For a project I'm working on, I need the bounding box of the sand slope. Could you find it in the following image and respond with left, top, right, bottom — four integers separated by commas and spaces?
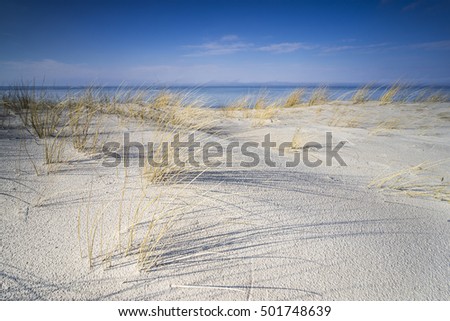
1, 102, 449, 300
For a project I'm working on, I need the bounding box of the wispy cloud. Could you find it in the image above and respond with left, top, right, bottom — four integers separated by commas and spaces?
320, 39, 450, 54
408, 40, 450, 50
184, 36, 253, 56
220, 34, 240, 42
321, 43, 389, 53
185, 35, 450, 57
402, 0, 422, 11
257, 42, 313, 53
185, 36, 314, 56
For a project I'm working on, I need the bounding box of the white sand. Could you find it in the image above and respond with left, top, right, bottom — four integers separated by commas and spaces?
1, 102, 449, 300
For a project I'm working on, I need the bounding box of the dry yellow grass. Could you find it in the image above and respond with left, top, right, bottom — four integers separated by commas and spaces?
2, 85, 72, 174
227, 96, 251, 110
254, 92, 267, 110
308, 87, 328, 106
426, 91, 449, 103
251, 107, 277, 127
67, 89, 104, 152
77, 167, 212, 270
222, 96, 251, 118
352, 85, 371, 104
250, 92, 279, 126
147, 90, 213, 132
284, 89, 304, 107
327, 107, 351, 127
29, 102, 64, 138
368, 118, 402, 135
254, 105, 277, 119
380, 84, 401, 104
43, 136, 66, 169
369, 159, 450, 201
345, 116, 362, 128
143, 133, 184, 184
2, 84, 35, 126
222, 92, 278, 125
139, 91, 215, 184
2, 85, 64, 138
411, 89, 448, 103
143, 129, 213, 184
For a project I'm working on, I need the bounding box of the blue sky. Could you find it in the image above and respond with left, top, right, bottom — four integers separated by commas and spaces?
1, 0, 449, 85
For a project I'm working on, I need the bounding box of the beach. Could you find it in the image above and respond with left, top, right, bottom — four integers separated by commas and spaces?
1, 91, 449, 300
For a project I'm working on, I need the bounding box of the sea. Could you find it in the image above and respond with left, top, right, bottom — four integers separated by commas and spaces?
1, 84, 449, 107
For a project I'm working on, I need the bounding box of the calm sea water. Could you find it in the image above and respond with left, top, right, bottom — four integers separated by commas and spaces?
1, 85, 449, 107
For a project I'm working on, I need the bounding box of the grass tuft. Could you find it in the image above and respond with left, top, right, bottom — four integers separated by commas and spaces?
67, 88, 103, 152
308, 87, 328, 106
2, 84, 64, 138
426, 91, 449, 103
352, 85, 371, 104
369, 159, 450, 201
380, 84, 401, 104
284, 89, 304, 107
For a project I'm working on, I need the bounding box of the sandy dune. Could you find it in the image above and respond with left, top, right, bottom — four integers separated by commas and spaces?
1, 101, 449, 300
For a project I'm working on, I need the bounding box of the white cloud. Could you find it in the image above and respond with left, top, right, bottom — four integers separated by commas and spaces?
220, 34, 240, 42
188, 42, 251, 56
319, 40, 450, 54
185, 36, 312, 56
257, 42, 313, 53
408, 40, 450, 50
321, 43, 389, 53
184, 39, 252, 56
3, 38, 449, 85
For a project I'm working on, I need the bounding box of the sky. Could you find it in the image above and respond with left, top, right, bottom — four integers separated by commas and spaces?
1, 0, 450, 85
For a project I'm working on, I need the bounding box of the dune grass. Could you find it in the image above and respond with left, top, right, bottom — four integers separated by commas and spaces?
5, 83, 448, 177
369, 118, 402, 135
143, 129, 213, 184
68, 110, 97, 151
380, 84, 401, 104
5, 84, 214, 183
2, 83, 35, 126
43, 136, 67, 169
143, 131, 186, 184
369, 159, 450, 201
221, 92, 278, 125
308, 87, 329, 106
4, 82, 450, 274
139, 91, 215, 184
2, 85, 71, 174
2, 84, 64, 138
221, 96, 252, 118
284, 89, 304, 107
67, 89, 104, 152
251, 93, 278, 127
352, 85, 371, 104
252, 109, 277, 127
223, 94, 278, 121
77, 167, 212, 271
322, 104, 369, 128
253, 92, 267, 110
426, 91, 449, 103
